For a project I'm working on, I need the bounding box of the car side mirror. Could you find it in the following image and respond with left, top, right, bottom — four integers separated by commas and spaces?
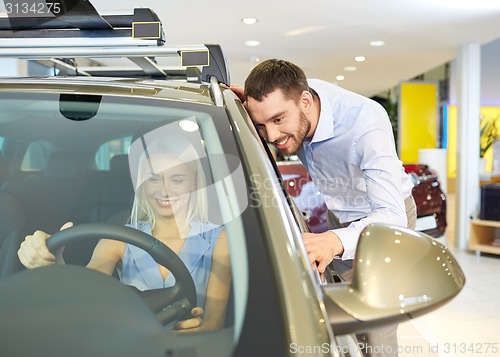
322, 223, 465, 336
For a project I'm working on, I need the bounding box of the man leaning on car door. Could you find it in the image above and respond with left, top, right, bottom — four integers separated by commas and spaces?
231, 58, 417, 357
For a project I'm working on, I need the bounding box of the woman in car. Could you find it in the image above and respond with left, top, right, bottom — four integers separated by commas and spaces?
17, 134, 231, 332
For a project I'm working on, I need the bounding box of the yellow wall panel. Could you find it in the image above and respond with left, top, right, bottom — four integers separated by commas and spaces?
399, 82, 438, 164
446, 105, 457, 178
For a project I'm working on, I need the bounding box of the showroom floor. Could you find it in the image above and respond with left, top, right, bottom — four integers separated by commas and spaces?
397, 193, 500, 357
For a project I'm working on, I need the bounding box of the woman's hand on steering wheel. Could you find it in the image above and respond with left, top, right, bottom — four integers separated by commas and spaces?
174, 307, 204, 331
18, 221, 73, 269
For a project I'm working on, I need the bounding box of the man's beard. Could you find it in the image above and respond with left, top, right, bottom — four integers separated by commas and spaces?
278, 111, 311, 156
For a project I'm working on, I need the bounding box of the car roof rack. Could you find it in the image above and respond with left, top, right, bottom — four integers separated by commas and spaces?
0, 1, 230, 85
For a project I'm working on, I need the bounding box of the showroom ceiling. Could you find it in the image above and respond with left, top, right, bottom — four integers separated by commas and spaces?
53, 1, 500, 97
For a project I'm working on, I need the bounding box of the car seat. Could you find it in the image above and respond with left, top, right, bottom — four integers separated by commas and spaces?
1, 151, 101, 266
90, 154, 134, 224
0, 192, 26, 277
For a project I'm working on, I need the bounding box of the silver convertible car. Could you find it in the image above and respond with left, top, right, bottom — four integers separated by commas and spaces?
0, 3, 464, 356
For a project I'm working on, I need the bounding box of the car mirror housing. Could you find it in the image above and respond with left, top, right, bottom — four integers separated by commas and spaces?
59, 94, 102, 121
322, 223, 465, 336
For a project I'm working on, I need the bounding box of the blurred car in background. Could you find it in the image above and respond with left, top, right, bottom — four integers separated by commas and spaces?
278, 159, 447, 238
404, 164, 447, 237
277, 160, 329, 233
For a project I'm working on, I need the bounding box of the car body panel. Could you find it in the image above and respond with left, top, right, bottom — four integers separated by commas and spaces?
0, 77, 214, 103
224, 90, 337, 354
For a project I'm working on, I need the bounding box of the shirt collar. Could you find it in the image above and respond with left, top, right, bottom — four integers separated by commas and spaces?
306, 84, 335, 145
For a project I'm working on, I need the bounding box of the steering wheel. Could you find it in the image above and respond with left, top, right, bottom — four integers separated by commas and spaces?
46, 223, 197, 326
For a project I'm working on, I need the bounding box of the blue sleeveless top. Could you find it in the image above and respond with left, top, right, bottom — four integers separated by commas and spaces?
120, 221, 223, 309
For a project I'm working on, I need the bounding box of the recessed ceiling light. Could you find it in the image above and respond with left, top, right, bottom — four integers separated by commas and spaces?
344, 66, 357, 71
336, 75, 345, 81
245, 40, 261, 47
242, 17, 257, 25
250, 56, 261, 63
369, 40, 385, 47
355, 56, 366, 62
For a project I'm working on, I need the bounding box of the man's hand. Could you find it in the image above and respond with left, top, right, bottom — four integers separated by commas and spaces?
174, 307, 204, 331
229, 84, 245, 103
302, 231, 344, 273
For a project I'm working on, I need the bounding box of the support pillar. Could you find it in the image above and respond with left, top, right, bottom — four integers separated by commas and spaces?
455, 42, 481, 250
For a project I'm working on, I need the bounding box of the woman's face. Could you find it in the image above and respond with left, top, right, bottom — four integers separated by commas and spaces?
142, 155, 196, 220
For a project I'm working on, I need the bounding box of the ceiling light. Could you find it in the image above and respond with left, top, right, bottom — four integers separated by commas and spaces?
355, 56, 366, 62
242, 17, 257, 25
250, 56, 261, 63
336, 75, 345, 81
369, 40, 385, 47
344, 66, 357, 71
245, 40, 261, 47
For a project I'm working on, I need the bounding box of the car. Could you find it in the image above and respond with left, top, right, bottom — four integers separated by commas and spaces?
278, 159, 447, 237
404, 164, 447, 237
0, 3, 464, 356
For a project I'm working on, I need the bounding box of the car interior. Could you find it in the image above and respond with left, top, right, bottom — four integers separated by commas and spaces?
0, 91, 246, 324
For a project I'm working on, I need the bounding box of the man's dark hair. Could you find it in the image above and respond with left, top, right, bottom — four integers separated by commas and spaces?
244, 59, 309, 102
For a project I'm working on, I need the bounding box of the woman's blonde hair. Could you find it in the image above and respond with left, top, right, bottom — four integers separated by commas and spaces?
129, 134, 208, 230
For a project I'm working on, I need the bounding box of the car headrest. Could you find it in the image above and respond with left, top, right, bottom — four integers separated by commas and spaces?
45, 152, 83, 178
109, 154, 130, 178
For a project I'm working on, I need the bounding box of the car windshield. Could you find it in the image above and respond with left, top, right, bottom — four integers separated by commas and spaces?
0, 88, 250, 355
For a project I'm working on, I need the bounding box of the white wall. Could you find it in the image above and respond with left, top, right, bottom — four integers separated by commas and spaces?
450, 37, 500, 105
